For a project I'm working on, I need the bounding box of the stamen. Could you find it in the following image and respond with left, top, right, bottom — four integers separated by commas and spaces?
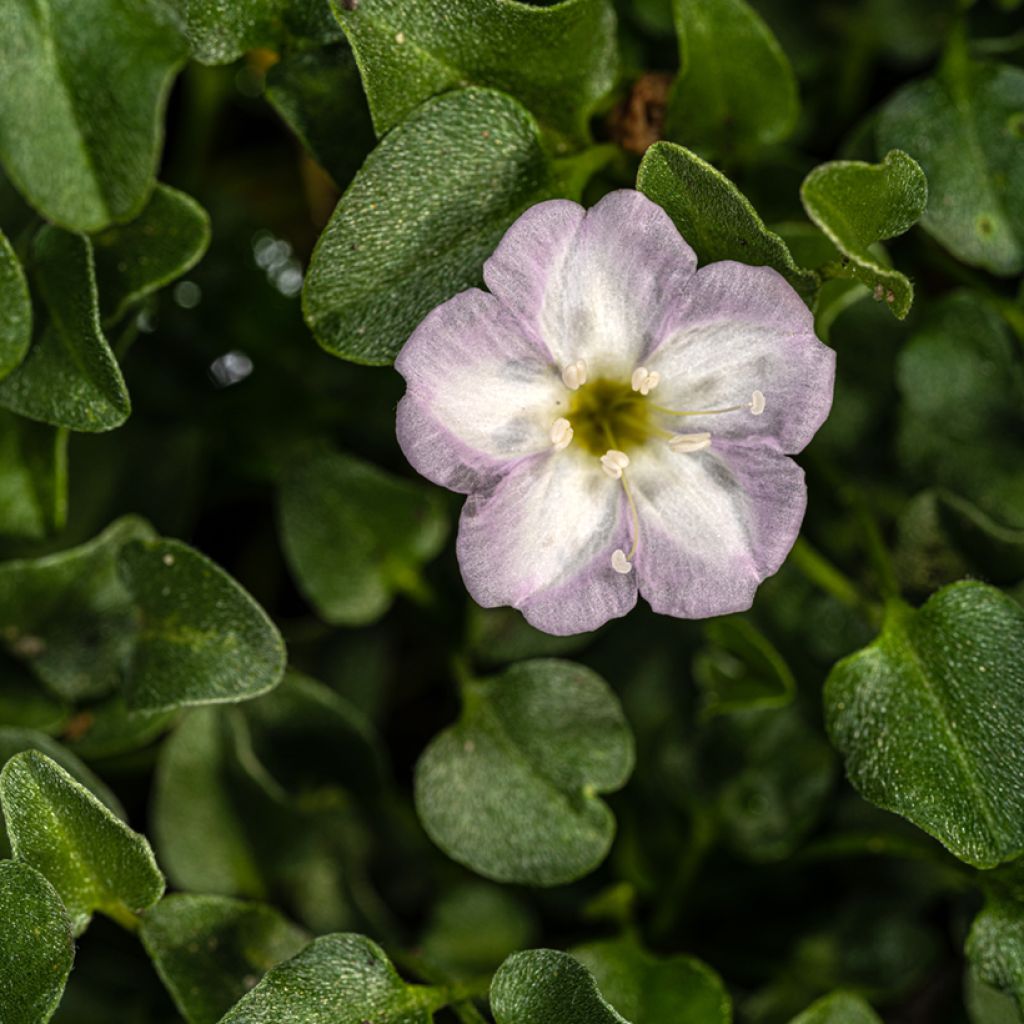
550, 417, 573, 451
611, 549, 632, 574
561, 359, 588, 391
650, 390, 767, 418
630, 366, 660, 396
600, 449, 629, 479
610, 472, 641, 574
750, 389, 766, 415
668, 431, 711, 454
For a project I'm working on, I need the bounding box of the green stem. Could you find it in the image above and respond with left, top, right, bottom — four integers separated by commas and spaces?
651, 802, 716, 939
103, 901, 141, 933
789, 538, 880, 623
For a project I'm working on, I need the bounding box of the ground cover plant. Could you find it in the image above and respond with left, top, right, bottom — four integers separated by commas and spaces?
1, 0, 1023, 1021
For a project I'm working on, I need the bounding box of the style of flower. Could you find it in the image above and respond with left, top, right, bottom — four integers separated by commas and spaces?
396, 190, 835, 636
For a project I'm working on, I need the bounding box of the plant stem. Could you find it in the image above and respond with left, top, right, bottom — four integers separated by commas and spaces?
789, 537, 880, 623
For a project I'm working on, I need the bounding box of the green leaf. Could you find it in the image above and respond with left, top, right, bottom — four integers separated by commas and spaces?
0, 662, 68, 736
64, 696, 176, 761
117, 538, 287, 712
0, 228, 31, 380
218, 933, 444, 1023
277, 449, 447, 626
0, 410, 67, 539
0, 227, 131, 432
799, 150, 927, 319
966, 968, 1023, 1024
0, 516, 156, 702
265, 44, 375, 189
876, 58, 1024, 275
92, 184, 211, 325
666, 0, 799, 156
0, 0, 186, 231
825, 582, 1024, 868
0, 860, 75, 1024
897, 292, 1024, 529
788, 991, 883, 1024
637, 142, 819, 301
571, 936, 731, 1024
140, 894, 309, 1024
467, 604, 593, 667
491, 949, 627, 1024
0, 750, 164, 934
303, 87, 605, 365
332, 0, 618, 145
415, 659, 634, 886
968, 899, 1024, 1015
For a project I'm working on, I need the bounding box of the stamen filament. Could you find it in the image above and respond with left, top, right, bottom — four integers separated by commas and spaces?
650, 389, 766, 419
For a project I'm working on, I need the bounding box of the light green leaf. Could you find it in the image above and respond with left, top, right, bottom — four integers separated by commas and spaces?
666, 0, 799, 155
0, 410, 67, 539
140, 894, 309, 1024
637, 142, 819, 301
0, 516, 156, 702
303, 87, 606, 365
825, 582, 1024, 868
117, 538, 287, 712
0, 860, 74, 1024
800, 150, 927, 319
218, 933, 444, 1024
332, 0, 618, 145
788, 991, 883, 1024
0, 750, 164, 934
571, 936, 731, 1024
0, 0, 187, 231
0, 227, 130, 432
415, 659, 634, 886
277, 449, 447, 626
876, 58, 1024, 275
0, 228, 31, 380
491, 949, 627, 1024
968, 899, 1024, 1015
92, 184, 211, 324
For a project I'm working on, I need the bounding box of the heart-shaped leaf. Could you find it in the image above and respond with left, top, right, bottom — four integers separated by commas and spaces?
0, 228, 30, 380
415, 659, 634, 886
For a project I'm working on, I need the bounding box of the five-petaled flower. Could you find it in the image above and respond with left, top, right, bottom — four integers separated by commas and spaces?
395, 190, 835, 636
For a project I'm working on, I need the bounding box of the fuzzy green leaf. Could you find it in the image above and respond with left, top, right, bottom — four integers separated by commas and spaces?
825, 582, 1024, 868
967, 899, 1024, 1014
0, 228, 31, 380
787, 992, 883, 1024
0, 750, 164, 934
800, 150, 927, 319
331, 0, 617, 145
0, 0, 186, 231
415, 659, 634, 886
0, 860, 75, 1024
0, 410, 67, 539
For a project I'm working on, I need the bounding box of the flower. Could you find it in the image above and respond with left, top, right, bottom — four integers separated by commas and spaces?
396, 190, 835, 636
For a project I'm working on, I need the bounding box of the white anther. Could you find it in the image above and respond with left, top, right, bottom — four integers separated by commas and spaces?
600, 449, 630, 479
668, 431, 712, 454
561, 359, 588, 391
611, 549, 633, 574
550, 417, 573, 451
630, 366, 660, 396
750, 390, 766, 416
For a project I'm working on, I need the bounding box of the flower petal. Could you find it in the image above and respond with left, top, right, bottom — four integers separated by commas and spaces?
630, 439, 806, 619
484, 191, 698, 376
396, 288, 565, 492
646, 262, 835, 453
456, 451, 637, 635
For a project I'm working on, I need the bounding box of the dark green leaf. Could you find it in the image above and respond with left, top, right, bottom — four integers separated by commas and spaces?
218, 933, 444, 1023
571, 936, 731, 1024
277, 449, 447, 626
117, 538, 287, 712
491, 949, 626, 1024
788, 991, 883, 1024
825, 582, 1024, 868
0, 661, 68, 735
0, 0, 186, 231
303, 87, 606, 365
0, 228, 30, 379
666, 0, 799, 155
467, 604, 594, 667
800, 150, 927, 319
0, 410, 67, 539
637, 142, 819, 300
966, 968, 1023, 1024
876, 58, 1024, 275
92, 184, 211, 324
0, 228, 130, 432
415, 659, 634, 886
0, 750, 164, 934
65, 696, 177, 761
332, 0, 618, 145
0, 860, 74, 1024
968, 899, 1024, 1015
140, 894, 309, 1024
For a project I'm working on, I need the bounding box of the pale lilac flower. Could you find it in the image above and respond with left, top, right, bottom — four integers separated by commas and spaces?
396, 190, 835, 636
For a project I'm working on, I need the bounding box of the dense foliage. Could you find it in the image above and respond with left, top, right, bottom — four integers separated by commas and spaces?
1, 0, 1023, 1021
